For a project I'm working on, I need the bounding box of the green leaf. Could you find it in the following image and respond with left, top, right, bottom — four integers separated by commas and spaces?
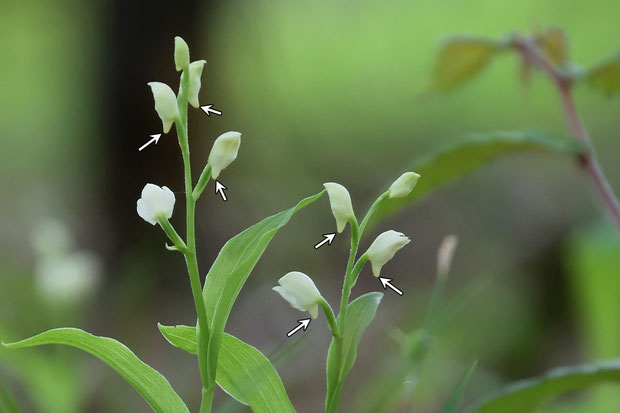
158, 324, 295, 412
536, 27, 569, 66
428, 36, 503, 93
586, 53, 620, 96
201, 191, 323, 383
326, 292, 383, 410
441, 360, 478, 413
372, 131, 583, 226
468, 360, 620, 413
2, 328, 189, 413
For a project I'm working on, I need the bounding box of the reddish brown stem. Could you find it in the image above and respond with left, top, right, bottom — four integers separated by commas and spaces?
513, 36, 620, 230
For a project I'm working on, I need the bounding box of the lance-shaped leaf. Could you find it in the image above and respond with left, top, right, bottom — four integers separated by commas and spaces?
468, 360, 620, 413
427, 36, 504, 93
586, 53, 620, 96
441, 360, 478, 413
370, 131, 583, 228
158, 324, 295, 412
201, 191, 324, 384
2, 328, 189, 413
325, 292, 383, 411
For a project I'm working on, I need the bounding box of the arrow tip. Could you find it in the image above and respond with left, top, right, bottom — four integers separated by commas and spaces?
379, 277, 392, 289
299, 318, 311, 330
325, 233, 336, 245
215, 180, 226, 192
149, 133, 162, 144
200, 104, 213, 116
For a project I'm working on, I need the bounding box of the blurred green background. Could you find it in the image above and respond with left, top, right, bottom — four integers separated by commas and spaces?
2, 0, 620, 411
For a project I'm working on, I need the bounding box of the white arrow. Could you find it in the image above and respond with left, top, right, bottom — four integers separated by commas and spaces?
215, 180, 228, 202
286, 318, 311, 337
200, 104, 222, 116
379, 277, 403, 296
314, 233, 336, 250
138, 134, 161, 151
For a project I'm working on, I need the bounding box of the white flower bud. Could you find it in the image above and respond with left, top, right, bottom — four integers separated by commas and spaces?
209, 131, 241, 179
186, 60, 206, 108
136, 183, 176, 225
273, 271, 322, 319
388, 172, 420, 199
365, 230, 410, 277
437, 234, 458, 279
323, 183, 355, 233
174, 36, 190, 71
148, 82, 180, 133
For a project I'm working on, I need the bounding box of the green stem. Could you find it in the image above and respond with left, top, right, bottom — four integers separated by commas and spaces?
199, 386, 215, 413
319, 298, 340, 337
193, 164, 212, 201
175, 67, 214, 413
158, 217, 188, 253
358, 192, 388, 236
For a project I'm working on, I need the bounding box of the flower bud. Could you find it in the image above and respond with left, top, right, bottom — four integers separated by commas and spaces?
365, 230, 410, 277
323, 183, 355, 233
148, 82, 180, 133
273, 271, 322, 318
186, 60, 206, 108
388, 172, 420, 199
174, 36, 190, 71
437, 234, 458, 279
208, 131, 241, 179
137, 183, 176, 225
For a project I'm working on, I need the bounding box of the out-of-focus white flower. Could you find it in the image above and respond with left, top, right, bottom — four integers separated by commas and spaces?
32, 218, 73, 259
273, 271, 322, 319
437, 234, 458, 279
174, 36, 190, 71
323, 182, 355, 233
365, 230, 410, 277
147, 82, 180, 133
388, 172, 420, 199
186, 60, 206, 108
208, 131, 241, 179
136, 183, 176, 225
35, 251, 100, 305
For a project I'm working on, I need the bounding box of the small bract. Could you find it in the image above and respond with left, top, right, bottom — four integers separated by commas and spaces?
137, 183, 176, 225
273, 271, 322, 319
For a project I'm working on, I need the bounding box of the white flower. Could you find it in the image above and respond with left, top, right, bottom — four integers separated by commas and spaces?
148, 82, 179, 133
186, 60, 206, 108
209, 131, 241, 179
365, 230, 410, 277
174, 36, 190, 71
323, 182, 355, 233
273, 271, 322, 319
136, 183, 176, 225
35, 251, 100, 305
388, 172, 420, 199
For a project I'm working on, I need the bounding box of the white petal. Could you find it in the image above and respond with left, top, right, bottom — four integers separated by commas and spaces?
209, 131, 241, 179
137, 199, 157, 225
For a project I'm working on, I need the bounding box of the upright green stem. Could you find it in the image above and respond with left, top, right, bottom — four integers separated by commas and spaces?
175, 66, 214, 413
326, 220, 360, 413
326, 194, 388, 412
